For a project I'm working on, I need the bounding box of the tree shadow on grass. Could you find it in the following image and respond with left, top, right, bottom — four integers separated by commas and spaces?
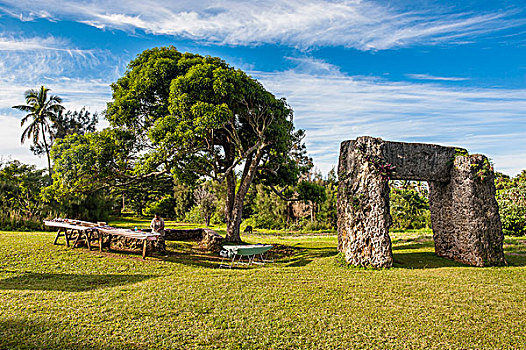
393, 251, 526, 269
159, 241, 338, 269
282, 246, 338, 267
0, 272, 155, 292
0, 318, 142, 349
391, 242, 435, 251
392, 252, 467, 269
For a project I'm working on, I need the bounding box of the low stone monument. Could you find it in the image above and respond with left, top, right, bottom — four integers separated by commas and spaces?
337, 136, 505, 268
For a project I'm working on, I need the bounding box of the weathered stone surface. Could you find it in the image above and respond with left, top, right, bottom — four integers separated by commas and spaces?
337, 137, 393, 268
164, 228, 224, 252
197, 229, 224, 253
382, 141, 457, 182
338, 136, 505, 268
429, 154, 505, 266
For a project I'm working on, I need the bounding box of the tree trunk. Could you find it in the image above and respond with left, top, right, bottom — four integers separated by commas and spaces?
225, 203, 243, 243
224, 143, 265, 242
41, 124, 52, 183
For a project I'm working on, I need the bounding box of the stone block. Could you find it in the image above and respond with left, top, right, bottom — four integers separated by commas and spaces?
338, 136, 505, 268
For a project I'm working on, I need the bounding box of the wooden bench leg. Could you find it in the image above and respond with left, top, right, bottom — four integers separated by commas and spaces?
73, 229, 81, 248
53, 228, 70, 247
53, 229, 62, 245
98, 231, 103, 253
85, 230, 92, 251
142, 240, 148, 260
64, 229, 70, 247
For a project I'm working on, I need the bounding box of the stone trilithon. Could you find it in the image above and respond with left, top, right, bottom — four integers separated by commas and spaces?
337, 136, 505, 268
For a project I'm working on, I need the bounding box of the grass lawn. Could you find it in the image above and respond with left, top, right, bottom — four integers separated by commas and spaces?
0, 225, 525, 349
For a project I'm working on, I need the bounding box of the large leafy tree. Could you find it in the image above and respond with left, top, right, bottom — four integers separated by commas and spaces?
13, 86, 64, 182
51, 46, 307, 241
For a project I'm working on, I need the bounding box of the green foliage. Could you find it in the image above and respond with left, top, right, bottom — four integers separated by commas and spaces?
104, 46, 308, 240
316, 181, 338, 229
390, 181, 430, 230
144, 195, 176, 219
123, 175, 175, 216
184, 205, 203, 224
49, 128, 136, 195
48, 191, 116, 222
243, 184, 287, 229
52, 108, 98, 140
193, 185, 217, 226
471, 157, 494, 182
298, 181, 327, 205
497, 172, 526, 236
173, 181, 194, 220
0, 160, 47, 230
454, 148, 469, 157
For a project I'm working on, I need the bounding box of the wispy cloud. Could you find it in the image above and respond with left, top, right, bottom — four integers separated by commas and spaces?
1, 1, 524, 50
253, 60, 526, 176
0, 33, 116, 165
406, 74, 470, 81
0, 77, 112, 168
0, 34, 86, 53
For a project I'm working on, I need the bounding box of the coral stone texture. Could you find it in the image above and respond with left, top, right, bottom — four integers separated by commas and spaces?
337, 136, 505, 268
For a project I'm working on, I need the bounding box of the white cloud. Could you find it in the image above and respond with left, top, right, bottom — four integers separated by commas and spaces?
406, 74, 470, 81
0, 34, 88, 53
0, 114, 47, 168
1, 0, 523, 50
252, 62, 526, 176
0, 35, 115, 167
0, 78, 111, 168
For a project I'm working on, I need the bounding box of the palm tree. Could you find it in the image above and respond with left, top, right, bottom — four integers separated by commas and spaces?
13, 86, 64, 182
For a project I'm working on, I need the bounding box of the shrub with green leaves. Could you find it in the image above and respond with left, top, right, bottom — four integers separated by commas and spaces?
497, 174, 526, 236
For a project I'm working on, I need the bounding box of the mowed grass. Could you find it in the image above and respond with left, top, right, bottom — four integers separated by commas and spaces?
0, 227, 525, 349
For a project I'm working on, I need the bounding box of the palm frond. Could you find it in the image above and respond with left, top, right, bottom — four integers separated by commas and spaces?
49, 94, 63, 104
20, 113, 36, 126
12, 104, 33, 112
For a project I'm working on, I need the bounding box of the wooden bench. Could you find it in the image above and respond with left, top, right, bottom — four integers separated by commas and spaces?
44, 220, 97, 250
44, 219, 160, 259
96, 226, 160, 259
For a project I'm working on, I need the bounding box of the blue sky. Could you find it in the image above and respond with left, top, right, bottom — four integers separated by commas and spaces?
0, 0, 525, 176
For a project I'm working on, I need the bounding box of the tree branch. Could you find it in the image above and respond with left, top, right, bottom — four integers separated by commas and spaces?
268, 184, 303, 202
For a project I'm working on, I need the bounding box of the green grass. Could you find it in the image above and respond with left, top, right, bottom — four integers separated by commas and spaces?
0, 228, 525, 349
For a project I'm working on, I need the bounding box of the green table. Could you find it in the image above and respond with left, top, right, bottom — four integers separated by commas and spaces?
220, 244, 273, 268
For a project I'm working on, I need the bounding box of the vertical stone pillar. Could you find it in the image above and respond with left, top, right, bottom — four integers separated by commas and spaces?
429, 154, 505, 266
337, 137, 393, 268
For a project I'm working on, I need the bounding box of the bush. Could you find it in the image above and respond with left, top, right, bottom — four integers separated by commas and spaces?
390, 184, 430, 230
184, 205, 203, 224
0, 211, 44, 231
144, 196, 176, 218
499, 202, 526, 236
497, 182, 526, 236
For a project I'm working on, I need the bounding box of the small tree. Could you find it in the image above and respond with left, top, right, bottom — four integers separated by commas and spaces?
297, 181, 327, 222
194, 186, 217, 226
